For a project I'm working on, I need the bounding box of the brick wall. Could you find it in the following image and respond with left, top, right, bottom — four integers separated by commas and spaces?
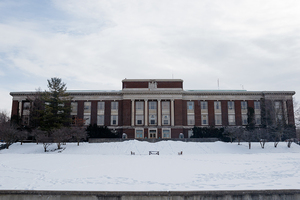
208, 100, 214, 126
11, 100, 19, 117
77, 101, 84, 121
91, 101, 97, 125
157, 81, 182, 88
123, 82, 148, 89
287, 99, 295, 125
221, 100, 228, 126
195, 100, 201, 126
174, 100, 183, 126
105, 100, 111, 126
122, 100, 131, 126
182, 100, 187, 126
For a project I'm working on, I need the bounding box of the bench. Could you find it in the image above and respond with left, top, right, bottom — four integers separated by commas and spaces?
149, 151, 159, 155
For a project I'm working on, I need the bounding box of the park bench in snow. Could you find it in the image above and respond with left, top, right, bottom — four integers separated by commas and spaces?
149, 151, 159, 155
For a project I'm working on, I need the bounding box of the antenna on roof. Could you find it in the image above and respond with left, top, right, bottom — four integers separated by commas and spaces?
217, 78, 219, 90
172, 73, 174, 79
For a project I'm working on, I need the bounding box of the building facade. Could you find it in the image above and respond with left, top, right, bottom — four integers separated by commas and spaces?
10, 79, 295, 138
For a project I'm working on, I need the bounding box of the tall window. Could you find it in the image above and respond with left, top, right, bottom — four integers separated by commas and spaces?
201, 101, 208, 126
97, 102, 105, 125
228, 114, 235, 125
84, 102, 91, 125
255, 115, 261, 125
22, 102, 30, 125
254, 101, 261, 125
187, 101, 195, 125
71, 102, 78, 125
214, 101, 221, 110
228, 101, 235, 111
111, 101, 118, 110
254, 101, 261, 110
215, 114, 222, 125
135, 101, 144, 125
214, 101, 222, 125
162, 101, 170, 125
241, 101, 247, 125
242, 115, 248, 125
136, 115, 143, 125
275, 101, 283, 122
201, 101, 208, 110
241, 101, 247, 110
149, 101, 157, 125
111, 101, 118, 125
187, 101, 194, 110
228, 101, 235, 125
201, 114, 208, 125
111, 115, 118, 125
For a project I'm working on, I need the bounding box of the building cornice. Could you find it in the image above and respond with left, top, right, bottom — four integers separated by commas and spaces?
10, 90, 295, 97
122, 79, 183, 82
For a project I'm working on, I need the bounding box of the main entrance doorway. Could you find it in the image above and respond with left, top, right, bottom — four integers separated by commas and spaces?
148, 129, 157, 139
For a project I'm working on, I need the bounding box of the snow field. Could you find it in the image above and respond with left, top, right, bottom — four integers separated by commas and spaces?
1, 140, 300, 191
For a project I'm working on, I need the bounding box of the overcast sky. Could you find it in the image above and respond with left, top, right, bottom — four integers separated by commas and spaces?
1, 0, 300, 115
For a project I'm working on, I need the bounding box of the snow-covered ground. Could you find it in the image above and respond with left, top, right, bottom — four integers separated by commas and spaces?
1, 140, 300, 191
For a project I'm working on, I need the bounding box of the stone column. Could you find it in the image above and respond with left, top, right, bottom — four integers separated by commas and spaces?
158, 99, 161, 126
145, 99, 148, 126
171, 99, 174, 126
131, 99, 135, 127
18, 100, 22, 117
283, 100, 288, 124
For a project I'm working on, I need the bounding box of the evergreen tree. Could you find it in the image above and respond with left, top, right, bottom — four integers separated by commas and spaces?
39, 78, 72, 131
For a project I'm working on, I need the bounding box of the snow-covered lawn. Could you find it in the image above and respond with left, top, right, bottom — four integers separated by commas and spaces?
1, 140, 300, 191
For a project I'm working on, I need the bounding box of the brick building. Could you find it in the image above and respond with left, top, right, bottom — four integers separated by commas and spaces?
10, 79, 295, 138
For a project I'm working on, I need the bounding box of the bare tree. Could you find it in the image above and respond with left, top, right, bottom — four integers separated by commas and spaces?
52, 127, 72, 149
34, 129, 52, 152
223, 127, 235, 143
0, 122, 18, 149
293, 98, 300, 129
243, 129, 257, 149
32, 128, 46, 144
0, 110, 9, 123
70, 127, 87, 146
235, 127, 244, 145
256, 129, 268, 149
16, 130, 28, 145
223, 126, 244, 144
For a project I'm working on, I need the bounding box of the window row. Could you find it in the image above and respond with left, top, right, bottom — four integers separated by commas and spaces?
187, 114, 261, 126
188, 101, 261, 111
135, 128, 171, 139
71, 101, 118, 126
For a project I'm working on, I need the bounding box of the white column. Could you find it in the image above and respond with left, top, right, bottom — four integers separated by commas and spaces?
145, 99, 148, 126
283, 100, 288, 124
171, 99, 174, 126
131, 99, 135, 126
158, 99, 161, 126
18, 101, 22, 117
